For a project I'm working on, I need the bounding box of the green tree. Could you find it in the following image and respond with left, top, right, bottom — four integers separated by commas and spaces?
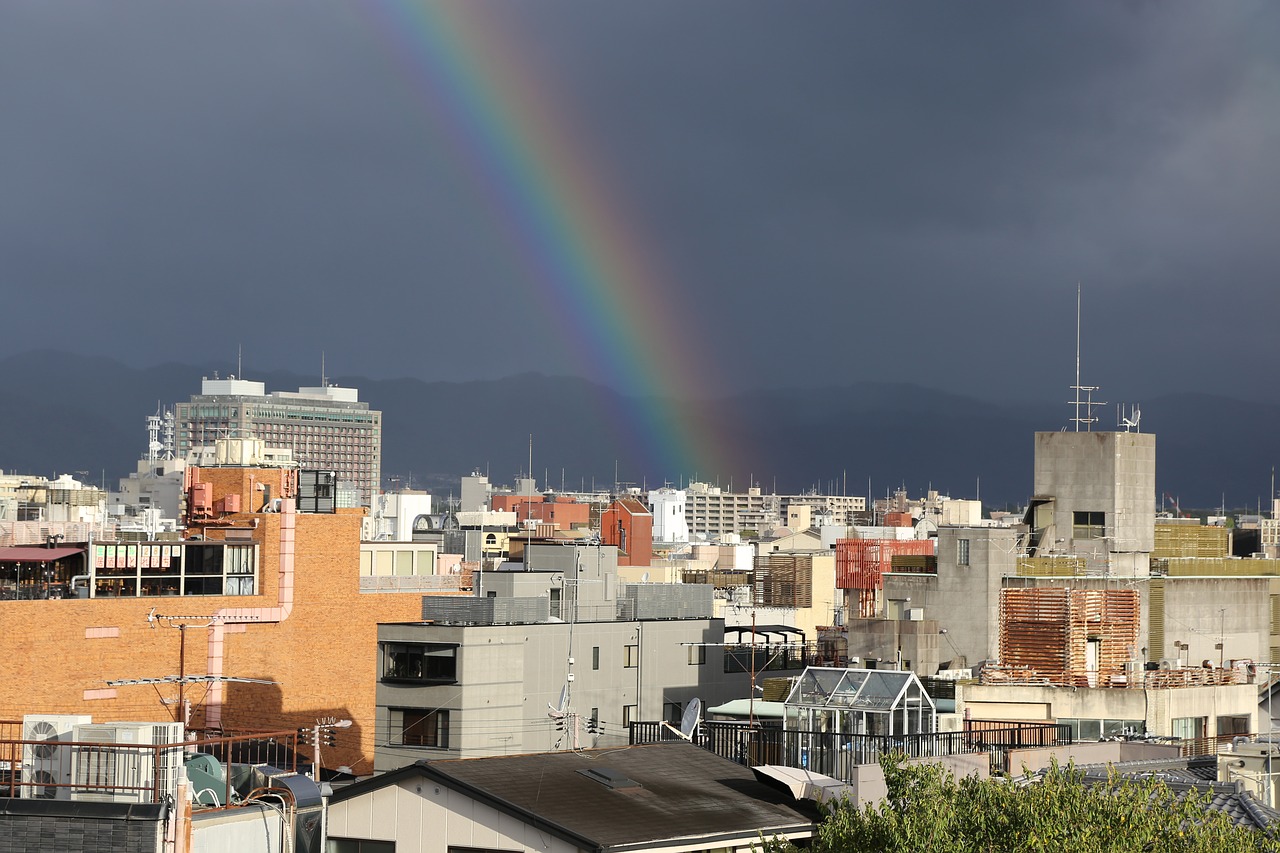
768, 756, 1278, 853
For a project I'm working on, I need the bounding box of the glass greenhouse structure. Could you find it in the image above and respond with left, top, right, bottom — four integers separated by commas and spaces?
783, 667, 936, 775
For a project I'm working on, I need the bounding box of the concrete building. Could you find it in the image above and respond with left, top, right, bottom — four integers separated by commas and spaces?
648, 486, 690, 544
684, 482, 771, 539
363, 490, 434, 541
1026, 431, 1156, 575
175, 376, 381, 505
679, 483, 867, 542
373, 541, 768, 769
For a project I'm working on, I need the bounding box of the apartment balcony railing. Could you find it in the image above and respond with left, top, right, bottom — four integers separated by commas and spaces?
0, 721, 301, 808
723, 642, 827, 674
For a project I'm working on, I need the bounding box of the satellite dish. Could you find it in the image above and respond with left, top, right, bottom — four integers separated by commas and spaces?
547, 683, 569, 716
662, 697, 702, 741
679, 698, 702, 738
640, 572, 650, 583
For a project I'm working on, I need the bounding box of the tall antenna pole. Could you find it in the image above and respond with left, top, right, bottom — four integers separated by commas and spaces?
1070, 284, 1080, 432
1069, 284, 1104, 431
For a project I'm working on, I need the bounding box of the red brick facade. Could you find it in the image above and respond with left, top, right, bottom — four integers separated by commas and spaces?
0, 466, 423, 773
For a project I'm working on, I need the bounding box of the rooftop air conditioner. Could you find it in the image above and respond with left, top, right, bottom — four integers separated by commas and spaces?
1158, 658, 1183, 670
71, 722, 185, 803
21, 714, 92, 800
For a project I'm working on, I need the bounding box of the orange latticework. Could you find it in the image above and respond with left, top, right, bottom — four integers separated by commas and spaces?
998, 587, 1139, 686
836, 538, 935, 617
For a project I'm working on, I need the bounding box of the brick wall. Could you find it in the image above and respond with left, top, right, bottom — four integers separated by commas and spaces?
0, 467, 424, 773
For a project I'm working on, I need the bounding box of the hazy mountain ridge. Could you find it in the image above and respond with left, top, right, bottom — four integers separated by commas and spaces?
0, 352, 1273, 509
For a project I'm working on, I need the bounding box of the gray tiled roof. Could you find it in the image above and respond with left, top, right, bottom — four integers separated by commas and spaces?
1075, 757, 1280, 831
332, 742, 819, 852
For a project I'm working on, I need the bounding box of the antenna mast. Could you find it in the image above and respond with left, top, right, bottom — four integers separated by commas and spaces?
1069, 284, 1105, 431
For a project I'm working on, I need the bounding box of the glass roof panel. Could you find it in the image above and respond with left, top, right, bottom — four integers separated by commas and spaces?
786, 667, 919, 710
851, 670, 907, 709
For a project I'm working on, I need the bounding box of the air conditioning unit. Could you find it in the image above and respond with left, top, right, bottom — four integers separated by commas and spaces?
71, 722, 185, 803
21, 714, 92, 800
1158, 658, 1184, 670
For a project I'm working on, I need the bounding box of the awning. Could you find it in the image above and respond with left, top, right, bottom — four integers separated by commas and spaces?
751, 765, 856, 805
0, 546, 86, 563
706, 699, 786, 719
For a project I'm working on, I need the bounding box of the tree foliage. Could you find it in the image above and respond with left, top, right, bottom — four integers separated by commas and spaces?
769, 756, 1279, 853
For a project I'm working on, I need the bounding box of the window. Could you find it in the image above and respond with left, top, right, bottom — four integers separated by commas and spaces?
624, 645, 639, 668
688, 645, 706, 665
549, 588, 562, 619
1073, 511, 1106, 540
622, 705, 637, 727
592, 646, 600, 670
1060, 718, 1147, 741
382, 643, 459, 683
956, 538, 970, 567
330, 839, 395, 853
663, 702, 683, 725
398, 709, 449, 748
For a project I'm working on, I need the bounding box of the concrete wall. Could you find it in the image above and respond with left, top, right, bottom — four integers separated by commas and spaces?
959, 682, 1258, 737
1007, 740, 1182, 774
375, 617, 741, 769
1033, 432, 1155, 565
882, 526, 1016, 669
1159, 576, 1270, 665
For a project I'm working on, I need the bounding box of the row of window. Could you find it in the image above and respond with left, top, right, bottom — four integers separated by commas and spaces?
380, 641, 709, 686
387, 703, 689, 751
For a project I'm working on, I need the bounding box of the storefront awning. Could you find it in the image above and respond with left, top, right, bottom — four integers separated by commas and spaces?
0, 546, 85, 563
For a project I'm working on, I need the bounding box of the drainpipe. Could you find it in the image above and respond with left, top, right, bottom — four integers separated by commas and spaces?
204, 496, 296, 730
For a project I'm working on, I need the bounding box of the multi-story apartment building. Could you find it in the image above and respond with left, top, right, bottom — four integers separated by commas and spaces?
175, 377, 381, 505
374, 541, 748, 768
0, 456, 427, 773
684, 482, 771, 540
680, 482, 867, 541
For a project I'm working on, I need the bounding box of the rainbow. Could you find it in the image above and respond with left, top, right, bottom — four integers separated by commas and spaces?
360, 1, 738, 484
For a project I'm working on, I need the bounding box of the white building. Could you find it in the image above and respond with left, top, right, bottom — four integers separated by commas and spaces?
648, 487, 689, 544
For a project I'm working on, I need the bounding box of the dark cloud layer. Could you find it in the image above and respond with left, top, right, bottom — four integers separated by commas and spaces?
2, 1, 1276, 403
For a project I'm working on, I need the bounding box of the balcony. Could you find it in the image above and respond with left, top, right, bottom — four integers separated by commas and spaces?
0, 721, 304, 808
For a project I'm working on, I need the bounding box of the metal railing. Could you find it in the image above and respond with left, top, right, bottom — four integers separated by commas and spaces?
0, 724, 299, 807
723, 643, 824, 674
630, 718, 1072, 777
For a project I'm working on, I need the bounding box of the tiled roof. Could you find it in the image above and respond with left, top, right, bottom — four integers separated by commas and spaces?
332, 742, 819, 851
1074, 757, 1280, 831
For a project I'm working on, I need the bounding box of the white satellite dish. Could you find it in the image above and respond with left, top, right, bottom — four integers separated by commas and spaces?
640, 572, 650, 583
661, 697, 701, 741
547, 683, 568, 716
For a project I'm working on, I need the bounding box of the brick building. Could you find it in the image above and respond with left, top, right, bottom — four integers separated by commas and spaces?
0, 464, 423, 774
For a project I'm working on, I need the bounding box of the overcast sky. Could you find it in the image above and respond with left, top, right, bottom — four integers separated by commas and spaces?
3, 1, 1277, 403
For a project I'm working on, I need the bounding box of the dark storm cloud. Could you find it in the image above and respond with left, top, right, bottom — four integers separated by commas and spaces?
2, 1, 1277, 401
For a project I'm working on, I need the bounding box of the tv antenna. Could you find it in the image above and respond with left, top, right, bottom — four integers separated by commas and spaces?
1068, 284, 1105, 431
